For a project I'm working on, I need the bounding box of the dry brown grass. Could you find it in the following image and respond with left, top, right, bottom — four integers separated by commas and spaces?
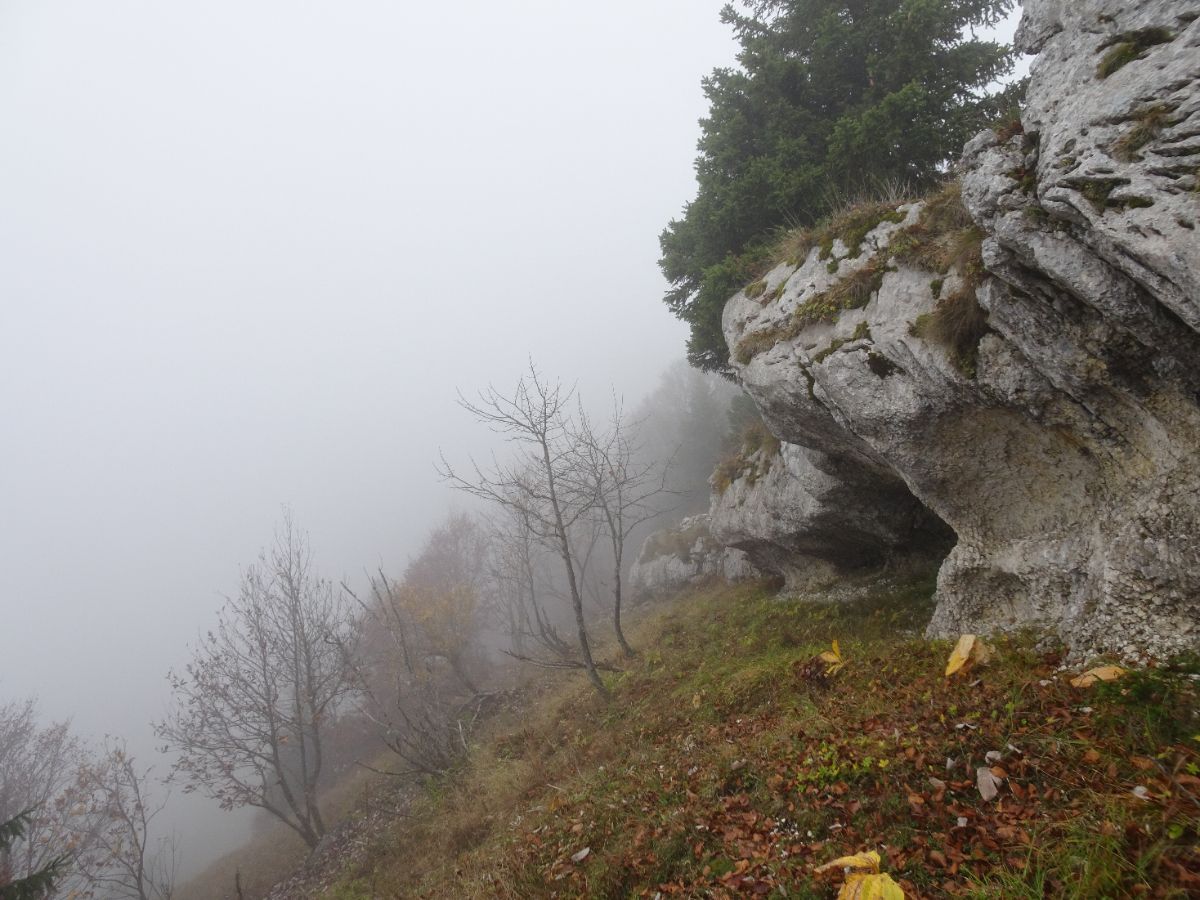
173, 749, 410, 900
711, 418, 781, 493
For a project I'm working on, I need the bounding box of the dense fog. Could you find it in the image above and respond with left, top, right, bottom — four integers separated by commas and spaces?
0, 0, 1024, 890
0, 0, 742, 877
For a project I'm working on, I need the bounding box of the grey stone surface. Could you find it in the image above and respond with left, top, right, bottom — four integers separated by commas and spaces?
720, 0, 1200, 660
708, 440, 951, 593
628, 515, 758, 598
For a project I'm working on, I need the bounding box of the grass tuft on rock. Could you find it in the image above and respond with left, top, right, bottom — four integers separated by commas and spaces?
1096, 28, 1175, 79
1111, 104, 1175, 162
711, 418, 781, 494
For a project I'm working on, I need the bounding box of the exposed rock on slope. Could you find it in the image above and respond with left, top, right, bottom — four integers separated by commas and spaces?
720, 0, 1200, 659
709, 439, 952, 592
629, 515, 758, 598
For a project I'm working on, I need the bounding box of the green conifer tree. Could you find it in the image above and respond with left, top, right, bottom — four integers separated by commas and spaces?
661, 0, 1020, 370
0, 810, 66, 900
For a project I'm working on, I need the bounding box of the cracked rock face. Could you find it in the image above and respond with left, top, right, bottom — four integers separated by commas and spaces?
708, 441, 952, 593
720, 0, 1200, 660
628, 515, 759, 599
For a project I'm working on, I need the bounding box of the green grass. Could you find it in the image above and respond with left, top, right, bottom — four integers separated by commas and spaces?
1097, 28, 1175, 79
734, 181, 990, 369
312, 571, 1199, 898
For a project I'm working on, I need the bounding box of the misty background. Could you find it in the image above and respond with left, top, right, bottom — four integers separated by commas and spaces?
0, 0, 1023, 878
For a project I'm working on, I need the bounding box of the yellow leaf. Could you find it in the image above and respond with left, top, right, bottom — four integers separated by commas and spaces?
841, 872, 906, 899
818, 640, 845, 675
945, 634, 992, 677
1070, 665, 1126, 688
815, 850, 881, 875
945, 634, 975, 677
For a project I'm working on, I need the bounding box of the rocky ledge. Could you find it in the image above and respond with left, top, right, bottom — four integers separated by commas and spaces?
718, 0, 1200, 660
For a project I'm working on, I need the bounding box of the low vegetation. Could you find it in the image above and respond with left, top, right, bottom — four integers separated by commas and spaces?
311, 573, 1200, 898
735, 181, 991, 376
1111, 104, 1175, 162
711, 419, 782, 494
1096, 28, 1176, 79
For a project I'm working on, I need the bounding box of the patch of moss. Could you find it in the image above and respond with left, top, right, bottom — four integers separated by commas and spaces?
1119, 196, 1155, 210
799, 363, 817, 401
851, 320, 871, 341
816, 202, 907, 261
744, 279, 768, 300
909, 313, 932, 338
1096, 28, 1175, 78
1071, 178, 1154, 213
812, 337, 846, 365
1070, 177, 1132, 213
1005, 165, 1038, 195
734, 255, 890, 364
887, 181, 981, 276
929, 278, 944, 299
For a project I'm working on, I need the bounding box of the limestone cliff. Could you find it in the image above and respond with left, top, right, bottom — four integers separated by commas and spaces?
718, 0, 1200, 660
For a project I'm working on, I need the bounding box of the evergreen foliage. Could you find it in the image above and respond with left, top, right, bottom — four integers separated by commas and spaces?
660, 0, 1021, 370
0, 810, 65, 900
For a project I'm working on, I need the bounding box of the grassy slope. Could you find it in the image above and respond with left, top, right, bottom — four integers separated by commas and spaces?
323, 573, 1197, 897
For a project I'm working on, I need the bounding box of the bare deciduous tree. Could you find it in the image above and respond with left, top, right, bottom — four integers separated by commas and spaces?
572, 402, 674, 656
155, 512, 356, 849
487, 504, 574, 661
439, 365, 607, 694
66, 740, 177, 900
342, 571, 489, 779
0, 698, 86, 895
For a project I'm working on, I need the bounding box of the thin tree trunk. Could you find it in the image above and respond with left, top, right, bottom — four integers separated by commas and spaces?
542, 438, 606, 695
612, 550, 634, 657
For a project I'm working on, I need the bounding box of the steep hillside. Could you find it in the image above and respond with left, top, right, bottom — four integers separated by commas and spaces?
314, 574, 1199, 898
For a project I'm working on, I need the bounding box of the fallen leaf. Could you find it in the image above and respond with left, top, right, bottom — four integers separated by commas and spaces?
946, 634, 995, 676
570, 847, 591, 864
977, 767, 1004, 802
945, 635, 976, 677
815, 851, 906, 899
1069, 665, 1126, 688
818, 640, 846, 676
814, 850, 882, 875
841, 872, 905, 899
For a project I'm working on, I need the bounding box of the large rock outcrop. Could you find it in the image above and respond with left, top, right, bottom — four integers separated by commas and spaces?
628, 515, 759, 598
720, 0, 1200, 660
708, 439, 952, 592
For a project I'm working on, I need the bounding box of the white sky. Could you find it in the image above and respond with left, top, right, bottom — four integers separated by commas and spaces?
0, 0, 1024, 875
